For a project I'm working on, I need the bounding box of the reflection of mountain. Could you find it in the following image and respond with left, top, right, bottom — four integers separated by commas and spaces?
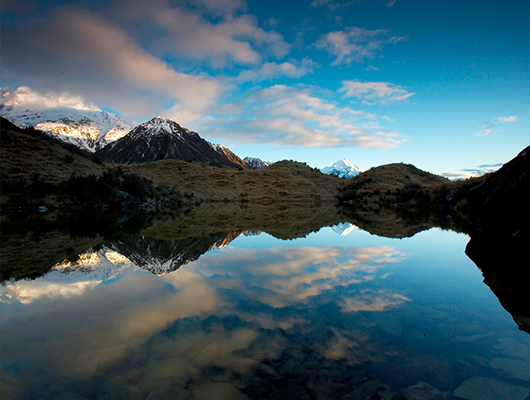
465, 236, 530, 334
331, 222, 357, 236
1, 248, 135, 304
107, 232, 243, 275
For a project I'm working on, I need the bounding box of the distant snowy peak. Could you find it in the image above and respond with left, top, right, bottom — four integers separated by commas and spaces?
0, 89, 131, 152
244, 156, 272, 169
321, 159, 363, 178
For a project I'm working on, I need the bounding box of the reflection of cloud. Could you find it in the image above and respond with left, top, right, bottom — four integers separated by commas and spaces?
339, 289, 410, 312
2, 241, 408, 393
195, 245, 406, 308
318, 328, 380, 364
1, 266, 225, 381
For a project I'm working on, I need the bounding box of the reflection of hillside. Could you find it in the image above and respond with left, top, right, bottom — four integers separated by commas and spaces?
141, 203, 346, 240
107, 232, 243, 275
465, 235, 530, 334
0, 212, 152, 282
339, 204, 469, 239
0, 226, 105, 282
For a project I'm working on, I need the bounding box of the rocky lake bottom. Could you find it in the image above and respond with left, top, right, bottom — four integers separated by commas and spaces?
1, 219, 530, 400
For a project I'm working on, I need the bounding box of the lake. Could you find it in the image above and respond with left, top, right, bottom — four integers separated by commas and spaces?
1, 213, 530, 400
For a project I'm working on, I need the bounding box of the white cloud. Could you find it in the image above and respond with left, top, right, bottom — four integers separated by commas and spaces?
122, 0, 290, 66
364, 65, 380, 71
236, 58, 317, 83
474, 128, 494, 137
1, 86, 99, 112
473, 115, 519, 137
387, 0, 398, 7
197, 84, 406, 148
495, 116, 519, 123
2, 8, 222, 124
442, 163, 502, 180
316, 27, 408, 65
340, 80, 415, 105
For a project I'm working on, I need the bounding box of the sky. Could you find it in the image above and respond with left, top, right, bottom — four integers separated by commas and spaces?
1, 0, 529, 176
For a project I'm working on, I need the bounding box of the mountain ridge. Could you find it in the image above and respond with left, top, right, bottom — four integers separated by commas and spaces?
96, 116, 249, 169
0, 89, 131, 152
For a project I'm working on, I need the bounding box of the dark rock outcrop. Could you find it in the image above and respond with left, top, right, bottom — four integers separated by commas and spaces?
466, 145, 530, 237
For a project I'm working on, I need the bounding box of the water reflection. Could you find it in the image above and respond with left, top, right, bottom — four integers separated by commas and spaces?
195, 245, 406, 308
2, 211, 530, 400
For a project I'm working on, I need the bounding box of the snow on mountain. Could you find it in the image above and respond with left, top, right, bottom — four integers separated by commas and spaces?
321, 159, 363, 178
0, 87, 131, 152
0, 248, 137, 304
107, 232, 243, 276
331, 222, 358, 236
244, 156, 272, 169
97, 116, 249, 168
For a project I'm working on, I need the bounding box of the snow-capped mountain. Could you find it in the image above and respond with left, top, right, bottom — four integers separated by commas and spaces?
97, 116, 249, 168
321, 159, 363, 179
244, 156, 272, 169
0, 87, 131, 152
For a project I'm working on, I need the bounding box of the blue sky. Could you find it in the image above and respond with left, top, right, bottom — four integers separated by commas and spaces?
2, 0, 529, 176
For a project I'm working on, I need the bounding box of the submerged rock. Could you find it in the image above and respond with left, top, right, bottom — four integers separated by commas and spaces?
401, 381, 450, 400
188, 382, 251, 400
453, 376, 530, 400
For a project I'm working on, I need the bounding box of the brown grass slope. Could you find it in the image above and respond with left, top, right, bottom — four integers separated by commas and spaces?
121, 159, 342, 204
0, 119, 106, 187
339, 163, 451, 205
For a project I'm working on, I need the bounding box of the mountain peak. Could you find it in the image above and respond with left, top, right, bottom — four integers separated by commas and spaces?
0, 88, 131, 152
134, 116, 186, 137
97, 117, 249, 168
321, 158, 362, 178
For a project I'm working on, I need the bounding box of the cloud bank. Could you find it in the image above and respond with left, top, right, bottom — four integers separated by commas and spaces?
197, 85, 405, 148
316, 27, 408, 65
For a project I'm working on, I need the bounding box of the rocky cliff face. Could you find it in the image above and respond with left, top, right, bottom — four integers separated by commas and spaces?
466, 145, 530, 237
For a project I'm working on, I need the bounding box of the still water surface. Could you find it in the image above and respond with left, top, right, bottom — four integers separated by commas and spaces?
1, 223, 530, 400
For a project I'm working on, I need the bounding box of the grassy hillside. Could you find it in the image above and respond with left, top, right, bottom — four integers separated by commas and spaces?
120, 159, 342, 205
1, 121, 341, 210
339, 163, 450, 205
0, 119, 105, 193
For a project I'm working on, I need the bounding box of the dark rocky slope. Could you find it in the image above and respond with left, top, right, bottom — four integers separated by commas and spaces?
466, 145, 530, 237
97, 116, 249, 169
